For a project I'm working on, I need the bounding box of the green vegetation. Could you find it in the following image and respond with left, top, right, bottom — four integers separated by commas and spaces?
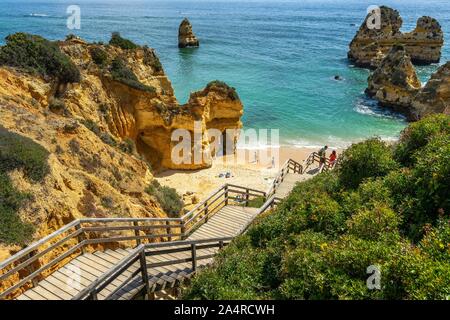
0, 33, 80, 83
109, 32, 139, 50
89, 46, 108, 66
246, 196, 266, 208
184, 114, 450, 300
119, 138, 135, 154
0, 127, 50, 245
146, 180, 184, 217
206, 80, 240, 101
143, 46, 163, 73
81, 119, 117, 147
110, 58, 156, 93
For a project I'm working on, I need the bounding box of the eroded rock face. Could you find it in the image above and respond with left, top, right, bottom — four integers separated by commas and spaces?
366, 45, 449, 121
366, 45, 421, 114
411, 62, 450, 120
178, 18, 199, 48
349, 6, 443, 68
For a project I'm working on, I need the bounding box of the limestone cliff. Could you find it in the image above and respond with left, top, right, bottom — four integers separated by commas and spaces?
366, 45, 421, 114
0, 34, 242, 259
348, 6, 443, 68
411, 62, 450, 120
178, 18, 200, 48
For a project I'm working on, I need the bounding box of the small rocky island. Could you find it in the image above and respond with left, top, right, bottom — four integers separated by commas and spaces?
348, 6, 444, 68
178, 18, 199, 48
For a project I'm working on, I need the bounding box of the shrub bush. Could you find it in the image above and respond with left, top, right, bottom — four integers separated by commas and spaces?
0, 33, 80, 83
338, 138, 397, 188
394, 114, 449, 166
89, 46, 108, 66
0, 127, 50, 181
246, 196, 266, 208
146, 180, 183, 217
206, 80, 240, 101
0, 173, 34, 245
143, 46, 163, 73
411, 135, 450, 222
119, 138, 135, 154
81, 119, 101, 136
110, 58, 156, 93
0, 127, 49, 245
109, 32, 139, 50
347, 204, 400, 241
419, 218, 450, 262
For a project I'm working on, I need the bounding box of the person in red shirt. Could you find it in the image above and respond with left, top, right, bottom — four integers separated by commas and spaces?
329, 150, 337, 168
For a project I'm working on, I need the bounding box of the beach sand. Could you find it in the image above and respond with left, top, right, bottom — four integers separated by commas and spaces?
154, 146, 341, 207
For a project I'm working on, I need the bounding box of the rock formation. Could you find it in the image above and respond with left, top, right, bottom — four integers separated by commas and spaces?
0, 34, 242, 261
366, 45, 421, 113
349, 6, 443, 68
366, 45, 449, 121
178, 18, 199, 48
411, 62, 450, 120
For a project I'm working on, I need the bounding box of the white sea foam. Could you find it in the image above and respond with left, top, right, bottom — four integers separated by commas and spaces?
354, 97, 406, 120
28, 13, 49, 17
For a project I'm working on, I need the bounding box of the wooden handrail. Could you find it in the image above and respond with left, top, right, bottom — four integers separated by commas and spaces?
0, 220, 81, 270
266, 158, 303, 198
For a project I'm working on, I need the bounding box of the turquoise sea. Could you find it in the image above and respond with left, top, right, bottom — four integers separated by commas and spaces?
1, 0, 449, 147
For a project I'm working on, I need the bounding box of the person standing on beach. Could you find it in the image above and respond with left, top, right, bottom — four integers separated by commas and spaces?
318, 145, 328, 171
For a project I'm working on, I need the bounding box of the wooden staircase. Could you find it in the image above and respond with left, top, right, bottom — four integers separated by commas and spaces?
1, 152, 328, 300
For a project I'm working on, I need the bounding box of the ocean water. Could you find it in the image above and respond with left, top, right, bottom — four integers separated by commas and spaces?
0, 0, 449, 148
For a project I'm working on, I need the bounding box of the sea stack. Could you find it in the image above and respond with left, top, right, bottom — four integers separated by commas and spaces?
348, 6, 443, 68
178, 18, 199, 48
366, 45, 421, 115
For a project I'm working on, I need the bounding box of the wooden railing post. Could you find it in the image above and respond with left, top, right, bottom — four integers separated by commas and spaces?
181, 221, 187, 240
191, 244, 197, 272
139, 250, 151, 299
224, 185, 229, 206
133, 221, 141, 246
75, 223, 86, 254
204, 201, 209, 223
245, 188, 250, 207
166, 221, 172, 242
89, 290, 98, 300
25, 251, 39, 287
219, 240, 224, 250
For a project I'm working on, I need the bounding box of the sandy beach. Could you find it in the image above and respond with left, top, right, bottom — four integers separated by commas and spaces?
155, 146, 341, 206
